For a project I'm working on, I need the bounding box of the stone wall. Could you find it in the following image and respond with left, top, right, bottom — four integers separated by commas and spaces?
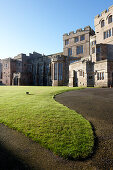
49, 53, 67, 86
94, 5, 113, 60
107, 61, 113, 86
0, 60, 2, 80
63, 26, 95, 60
69, 58, 94, 87
90, 35, 96, 62
94, 60, 108, 87
2, 58, 12, 85
1, 52, 52, 86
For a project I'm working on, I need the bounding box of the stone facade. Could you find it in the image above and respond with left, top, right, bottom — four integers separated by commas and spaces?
69, 5, 113, 88
69, 58, 94, 87
0, 60, 2, 85
1, 5, 113, 87
63, 26, 95, 62
1, 52, 51, 86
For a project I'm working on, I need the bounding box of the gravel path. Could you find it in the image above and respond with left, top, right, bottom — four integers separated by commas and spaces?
0, 88, 113, 170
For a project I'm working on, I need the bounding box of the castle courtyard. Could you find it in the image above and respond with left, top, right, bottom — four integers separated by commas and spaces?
0, 88, 112, 169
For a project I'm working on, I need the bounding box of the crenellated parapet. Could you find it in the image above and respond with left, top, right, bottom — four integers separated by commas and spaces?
51, 54, 65, 62
63, 26, 93, 39
95, 5, 113, 19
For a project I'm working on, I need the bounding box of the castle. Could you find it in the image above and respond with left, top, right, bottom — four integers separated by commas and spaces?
0, 5, 113, 87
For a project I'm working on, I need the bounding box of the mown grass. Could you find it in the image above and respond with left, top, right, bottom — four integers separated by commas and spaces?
0, 86, 94, 159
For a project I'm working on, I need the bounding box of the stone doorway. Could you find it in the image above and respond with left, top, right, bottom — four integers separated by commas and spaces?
73, 71, 78, 87
14, 77, 18, 85
12, 73, 21, 86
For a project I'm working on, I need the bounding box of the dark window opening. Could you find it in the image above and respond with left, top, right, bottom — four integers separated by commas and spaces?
68, 48, 72, 56
80, 35, 85, 41
74, 37, 79, 43
58, 63, 63, 80
101, 20, 105, 27
54, 63, 57, 80
108, 15, 112, 24
65, 39, 69, 45
76, 46, 83, 55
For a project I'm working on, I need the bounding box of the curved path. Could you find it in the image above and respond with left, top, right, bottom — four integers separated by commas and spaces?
0, 88, 113, 169
55, 88, 113, 170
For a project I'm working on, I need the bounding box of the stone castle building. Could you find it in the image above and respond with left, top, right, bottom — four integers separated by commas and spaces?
1, 53, 51, 86
0, 5, 113, 87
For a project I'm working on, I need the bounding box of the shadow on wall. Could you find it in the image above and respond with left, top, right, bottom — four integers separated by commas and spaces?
96, 44, 113, 61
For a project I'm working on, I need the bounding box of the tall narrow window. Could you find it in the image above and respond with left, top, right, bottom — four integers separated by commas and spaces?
83, 72, 84, 77
109, 29, 111, 37
65, 39, 69, 45
76, 46, 83, 55
54, 63, 57, 80
104, 32, 107, 39
102, 72, 104, 80
101, 20, 105, 27
100, 73, 102, 80
97, 73, 99, 80
58, 63, 63, 80
74, 37, 79, 43
68, 48, 72, 56
104, 29, 111, 39
80, 35, 85, 41
108, 15, 112, 24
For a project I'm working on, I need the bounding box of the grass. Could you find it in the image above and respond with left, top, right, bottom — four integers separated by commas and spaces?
0, 86, 94, 159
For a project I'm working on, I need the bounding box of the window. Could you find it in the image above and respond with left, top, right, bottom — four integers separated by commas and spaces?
104, 29, 111, 39
100, 73, 102, 80
54, 63, 57, 80
65, 39, 69, 45
108, 15, 112, 24
79, 70, 84, 77
97, 72, 104, 80
91, 41, 96, 46
79, 70, 82, 76
96, 46, 100, 53
104, 32, 106, 39
101, 20, 105, 27
74, 37, 79, 43
76, 45, 83, 55
92, 47, 95, 54
97, 73, 99, 80
58, 63, 63, 80
83, 72, 84, 77
68, 48, 72, 56
80, 35, 85, 41
102, 72, 104, 80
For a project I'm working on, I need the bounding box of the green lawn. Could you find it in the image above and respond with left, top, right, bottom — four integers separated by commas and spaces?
0, 86, 94, 159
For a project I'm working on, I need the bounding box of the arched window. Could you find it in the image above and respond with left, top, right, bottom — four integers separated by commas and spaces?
101, 20, 105, 27
108, 15, 112, 24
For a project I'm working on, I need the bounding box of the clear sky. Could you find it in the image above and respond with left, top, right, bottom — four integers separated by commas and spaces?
0, 0, 113, 58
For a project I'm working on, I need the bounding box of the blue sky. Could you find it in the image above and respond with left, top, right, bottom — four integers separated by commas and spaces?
0, 0, 113, 58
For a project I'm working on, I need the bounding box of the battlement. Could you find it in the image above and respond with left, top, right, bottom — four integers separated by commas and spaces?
95, 5, 113, 19
63, 26, 91, 37
108, 5, 113, 11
